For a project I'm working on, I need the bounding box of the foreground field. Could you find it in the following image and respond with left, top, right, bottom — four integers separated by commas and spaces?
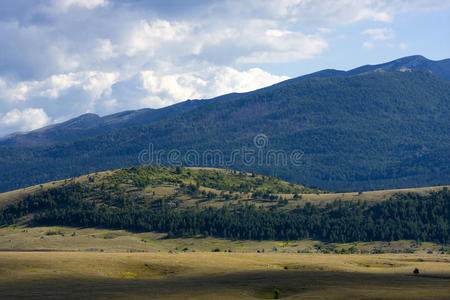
0, 226, 449, 299
0, 251, 449, 299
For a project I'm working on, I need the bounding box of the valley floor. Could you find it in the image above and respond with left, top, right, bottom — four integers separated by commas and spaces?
0, 251, 449, 299
0, 226, 449, 299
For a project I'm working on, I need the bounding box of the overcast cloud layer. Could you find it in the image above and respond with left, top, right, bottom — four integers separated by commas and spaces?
0, 0, 449, 136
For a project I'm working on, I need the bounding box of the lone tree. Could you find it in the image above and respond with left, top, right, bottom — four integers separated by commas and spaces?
413, 268, 419, 274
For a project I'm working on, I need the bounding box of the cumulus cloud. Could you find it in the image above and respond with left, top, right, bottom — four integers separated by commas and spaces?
137, 67, 289, 108
0, 78, 33, 102
53, 0, 108, 12
0, 108, 51, 132
208, 67, 289, 96
0, 0, 449, 136
124, 19, 190, 57
0, 71, 119, 102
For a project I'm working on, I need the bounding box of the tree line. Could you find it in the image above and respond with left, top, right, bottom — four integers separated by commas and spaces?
0, 184, 448, 243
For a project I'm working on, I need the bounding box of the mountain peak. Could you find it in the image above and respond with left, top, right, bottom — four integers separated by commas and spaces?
381, 55, 430, 69
59, 113, 101, 129
343, 55, 449, 80
393, 54, 427, 62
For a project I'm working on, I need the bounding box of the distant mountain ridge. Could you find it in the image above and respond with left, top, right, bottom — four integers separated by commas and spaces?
0, 100, 208, 147
346, 55, 450, 78
0, 68, 448, 192
210, 55, 450, 101
1, 55, 448, 147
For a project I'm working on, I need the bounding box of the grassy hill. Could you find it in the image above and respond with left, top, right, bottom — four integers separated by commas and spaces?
0, 165, 445, 211
0, 165, 448, 244
0, 166, 318, 210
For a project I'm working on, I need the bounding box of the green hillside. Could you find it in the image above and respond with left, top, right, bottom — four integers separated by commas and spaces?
0, 70, 449, 192
1, 165, 448, 243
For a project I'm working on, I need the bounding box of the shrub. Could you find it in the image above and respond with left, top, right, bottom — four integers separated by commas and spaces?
45, 230, 62, 236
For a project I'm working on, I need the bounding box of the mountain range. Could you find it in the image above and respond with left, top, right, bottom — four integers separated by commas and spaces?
1, 55, 449, 148
0, 55, 448, 192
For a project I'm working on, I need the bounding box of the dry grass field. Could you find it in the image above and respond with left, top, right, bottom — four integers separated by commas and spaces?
0, 226, 449, 299
0, 251, 449, 299
0, 226, 447, 254
0, 168, 448, 299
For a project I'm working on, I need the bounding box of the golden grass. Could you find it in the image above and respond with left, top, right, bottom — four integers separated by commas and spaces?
0, 251, 448, 299
1, 226, 446, 255
0, 226, 448, 299
292, 185, 449, 205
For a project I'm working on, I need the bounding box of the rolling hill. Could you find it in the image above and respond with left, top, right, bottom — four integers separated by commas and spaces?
0, 165, 448, 243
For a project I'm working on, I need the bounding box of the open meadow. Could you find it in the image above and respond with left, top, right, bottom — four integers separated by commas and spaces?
0, 226, 449, 299
0, 250, 449, 299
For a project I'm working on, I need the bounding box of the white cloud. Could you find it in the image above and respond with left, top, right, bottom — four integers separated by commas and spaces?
0, 0, 449, 136
361, 27, 395, 48
0, 78, 36, 102
39, 73, 81, 99
94, 39, 116, 60
243, 0, 450, 25
124, 19, 190, 57
362, 28, 395, 40
0, 108, 51, 132
209, 67, 289, 96
237, 29, 328, 63
137, 66, 289, 109
141, 70, 206, 102
354, 8, 392, 23
55, 0, 108, 11
0, 71, 119, 104
82, 71, 120, 101
0, 71, 119, 135
236, 0, 395, 25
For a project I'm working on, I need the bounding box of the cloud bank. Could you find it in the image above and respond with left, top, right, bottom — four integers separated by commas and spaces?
0, 0, 448, 135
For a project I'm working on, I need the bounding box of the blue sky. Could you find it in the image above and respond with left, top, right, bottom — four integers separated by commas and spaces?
0, 0, 449, 136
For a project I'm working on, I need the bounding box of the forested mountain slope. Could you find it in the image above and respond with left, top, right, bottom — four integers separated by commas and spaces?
1, 55, 448, 148
0, 70, 449, 192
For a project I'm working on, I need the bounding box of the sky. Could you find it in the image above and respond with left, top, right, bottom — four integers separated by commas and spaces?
0, 0, 449, 136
